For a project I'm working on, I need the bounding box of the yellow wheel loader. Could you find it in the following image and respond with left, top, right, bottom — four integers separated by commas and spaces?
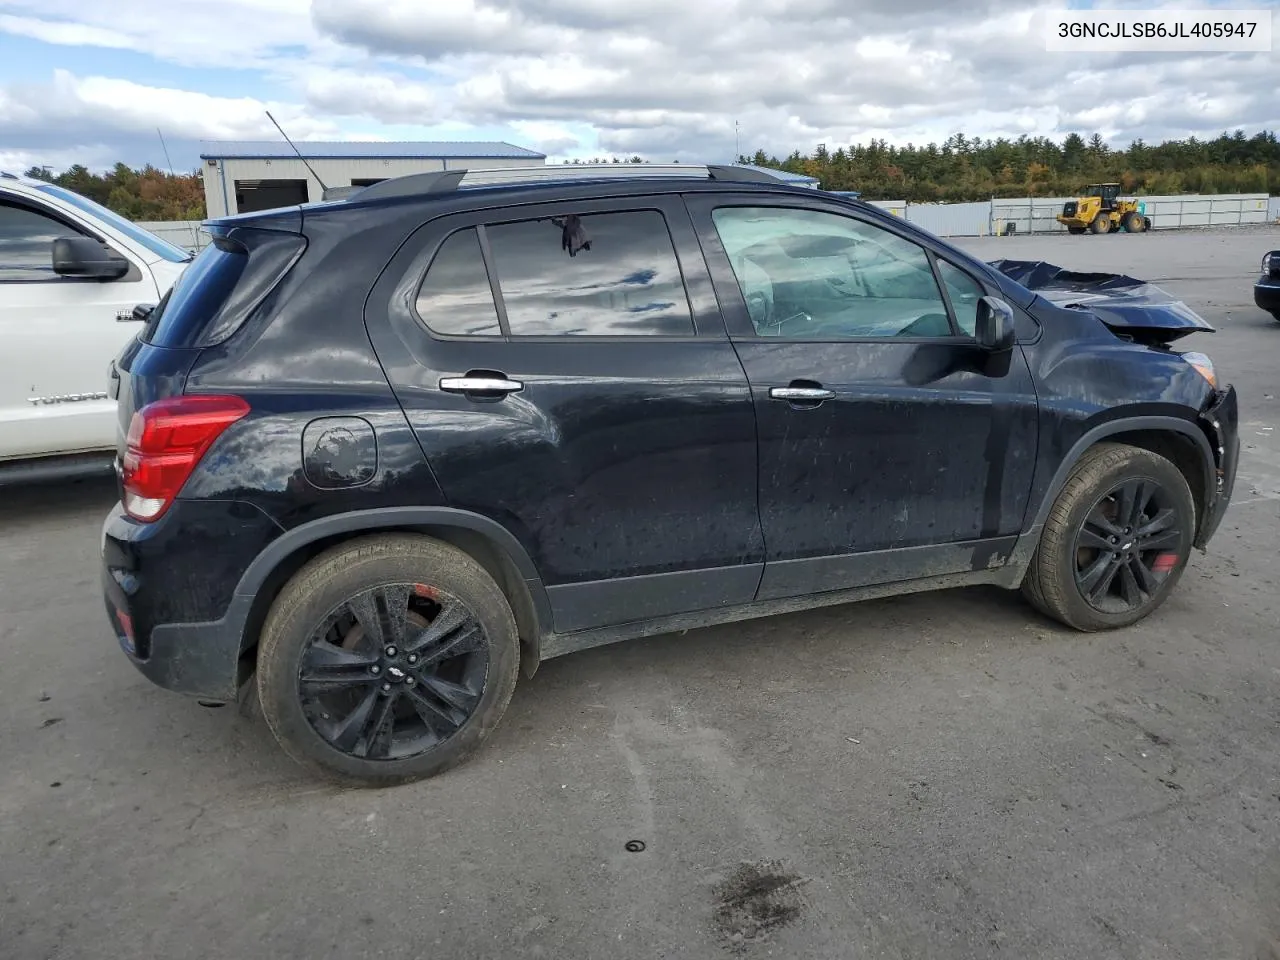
1057, 183, 1149, 235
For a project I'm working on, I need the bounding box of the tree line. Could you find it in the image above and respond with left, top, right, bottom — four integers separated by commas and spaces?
744, 129, 1279, 202
23, 163, 205, 221
21, 129, 1280, 218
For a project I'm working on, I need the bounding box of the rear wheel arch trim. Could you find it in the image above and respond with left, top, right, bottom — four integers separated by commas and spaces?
234, 506, 552, 652
1027, 416, 1214, 536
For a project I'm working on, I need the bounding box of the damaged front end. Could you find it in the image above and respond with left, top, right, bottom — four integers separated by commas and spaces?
988, 259, 1215, 345
1195, 385, 1240, 548
990, 258, 1239, 549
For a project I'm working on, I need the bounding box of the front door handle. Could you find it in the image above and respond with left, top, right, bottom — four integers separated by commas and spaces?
439, 374, 524, 399
770, 385, 835, 404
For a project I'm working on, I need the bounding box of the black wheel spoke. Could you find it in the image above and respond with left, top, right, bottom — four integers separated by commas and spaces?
1078, 521, 1115, 552
1136, 508, 1176, 539
406, 602, 484, 666
1087, 512, 1123, 538
1116, 480, 1150, 529
1118, 562, 1143, 607
1130, 555, 1158, 594
1138, 529, 1181, 551
347, 585, 412, 648
300, 641, 378, 690
405, 684, 466, 733
1078, 551, 1116, 595
1089, 558, 1123, 603
357, 692, 399, 759
420, 675, 480, 713
327, 686, 381, 752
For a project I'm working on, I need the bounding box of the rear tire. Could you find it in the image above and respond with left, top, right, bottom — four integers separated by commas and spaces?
1021, 443, 1195, 631
256, 534, 520, 785
1124, 211, 1145, 233
1089, 214, 1111, 235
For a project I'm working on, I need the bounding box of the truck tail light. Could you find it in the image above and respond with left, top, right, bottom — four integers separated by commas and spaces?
121, 395, 249, 521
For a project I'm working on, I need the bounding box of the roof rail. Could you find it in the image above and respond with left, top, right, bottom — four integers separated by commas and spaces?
345, 162, 787, 203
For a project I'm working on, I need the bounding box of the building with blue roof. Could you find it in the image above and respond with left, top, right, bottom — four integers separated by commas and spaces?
199, 140, 547, 218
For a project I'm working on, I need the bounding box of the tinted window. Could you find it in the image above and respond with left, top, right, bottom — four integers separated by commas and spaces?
0, 201, 83, 281
485, 211, 693, 336
415, 228, 502, 337
143, 242, 246, 345
936, 259, 985, 336
712, 207, 953, 339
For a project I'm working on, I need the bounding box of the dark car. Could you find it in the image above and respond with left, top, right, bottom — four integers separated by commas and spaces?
1256, 249, 1280, 320
101, 164, 1239, 785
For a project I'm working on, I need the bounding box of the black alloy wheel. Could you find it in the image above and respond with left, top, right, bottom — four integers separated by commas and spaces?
1021, 443, 1196, 631
1071, 478, 1184, 615
298, 584, 488, 761
256, 534, 520, 784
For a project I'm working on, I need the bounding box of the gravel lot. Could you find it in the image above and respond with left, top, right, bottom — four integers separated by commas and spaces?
3, 227, 1279, 960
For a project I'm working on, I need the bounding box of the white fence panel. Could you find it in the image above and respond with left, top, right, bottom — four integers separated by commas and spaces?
1269, 197, 1280, 222
905, 201, 993, 237
866, 199, 907, 218
990, 197, 1072, 235
137, 220, 210, 252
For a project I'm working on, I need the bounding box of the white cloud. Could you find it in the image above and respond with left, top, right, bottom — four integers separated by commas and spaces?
0, 0, 1276, 169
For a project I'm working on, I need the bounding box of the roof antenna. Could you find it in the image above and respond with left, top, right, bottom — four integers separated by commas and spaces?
265, 110, 332, 197
157, 126, 201, 254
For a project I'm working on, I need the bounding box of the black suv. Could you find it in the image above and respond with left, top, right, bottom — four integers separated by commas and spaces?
102, 164, 1239, 784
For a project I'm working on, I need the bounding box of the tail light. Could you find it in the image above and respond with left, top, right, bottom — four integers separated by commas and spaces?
121, 395, 250, 521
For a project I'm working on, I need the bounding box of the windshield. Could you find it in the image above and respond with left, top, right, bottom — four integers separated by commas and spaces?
32, 183, 194, 263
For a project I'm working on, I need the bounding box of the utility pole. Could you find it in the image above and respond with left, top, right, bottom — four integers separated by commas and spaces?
735, 120, 740, 162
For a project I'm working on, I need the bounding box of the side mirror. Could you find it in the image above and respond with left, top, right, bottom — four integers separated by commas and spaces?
1263, 250, 1280, 278
52, 236, 130, 280
975, 296, 1016, 352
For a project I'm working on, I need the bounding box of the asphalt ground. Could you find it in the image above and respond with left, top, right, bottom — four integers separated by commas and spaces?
3, 226, 1279, 960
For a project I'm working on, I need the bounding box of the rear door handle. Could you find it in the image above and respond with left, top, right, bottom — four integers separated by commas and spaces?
770, 385, 835, 402
439, 374, 524, 398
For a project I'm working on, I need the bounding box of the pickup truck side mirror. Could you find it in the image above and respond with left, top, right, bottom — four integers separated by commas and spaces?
975, 296, 1016, 352
52, 236, 130, 281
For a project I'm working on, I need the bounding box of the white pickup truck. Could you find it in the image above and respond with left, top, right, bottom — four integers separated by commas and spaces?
0, 172, 193, 483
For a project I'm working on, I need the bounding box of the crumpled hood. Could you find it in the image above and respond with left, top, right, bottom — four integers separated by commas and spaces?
988, 258, 1214, 342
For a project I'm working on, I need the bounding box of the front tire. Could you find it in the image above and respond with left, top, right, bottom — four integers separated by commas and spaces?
1021, 443, 1195, 631
256, 534, 520, 785
1089, 214, 1112, 235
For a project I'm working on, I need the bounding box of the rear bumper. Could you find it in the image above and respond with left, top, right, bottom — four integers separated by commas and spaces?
1255, 277, 1280, 313
1195, 385, 1239, 549
101, 498, 280, 702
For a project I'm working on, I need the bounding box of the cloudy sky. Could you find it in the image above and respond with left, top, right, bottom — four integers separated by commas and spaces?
0, 0, 1276, 173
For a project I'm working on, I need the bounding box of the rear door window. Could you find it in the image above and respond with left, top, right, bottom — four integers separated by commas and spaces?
413, 228, 502, 337
485, 210, 694, 336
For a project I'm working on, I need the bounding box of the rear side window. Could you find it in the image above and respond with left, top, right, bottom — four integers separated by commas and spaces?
486, 211, 694, 336
143, 242, 246, 346
414, 228, 502, 336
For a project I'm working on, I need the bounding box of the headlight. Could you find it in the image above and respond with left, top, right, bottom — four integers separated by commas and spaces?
1181, 351, 1216, 388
